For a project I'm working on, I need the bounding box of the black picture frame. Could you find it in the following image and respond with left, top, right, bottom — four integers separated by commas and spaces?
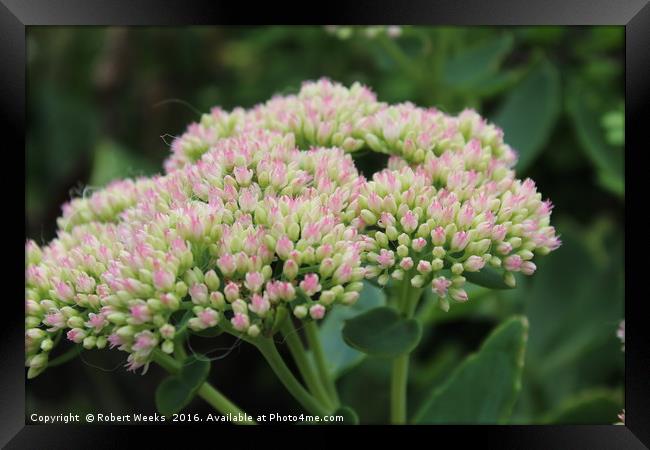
2, 1, 646, 447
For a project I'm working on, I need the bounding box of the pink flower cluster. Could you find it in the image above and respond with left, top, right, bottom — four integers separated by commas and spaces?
164, 79, 516, 173
26, 79, 559, 377
26, 130, 364, 378
354, 152, 559, 311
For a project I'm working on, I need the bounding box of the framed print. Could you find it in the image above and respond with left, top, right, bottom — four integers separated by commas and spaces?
2, 1, 647, 447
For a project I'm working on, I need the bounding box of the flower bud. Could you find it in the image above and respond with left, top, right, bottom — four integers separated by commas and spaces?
396, 245, 409, 258
342, 292, 360, 305
309, 304, 326, 320
411, 275, 425, 288
293, 305, 308, 319
417, 260, 432, 274
204, 270, 220, 291
162, 340, 174, 354
283, 260, 299, 280
190, 283, 209, 305
464, 255, 486, 272
247, 324, 261, 337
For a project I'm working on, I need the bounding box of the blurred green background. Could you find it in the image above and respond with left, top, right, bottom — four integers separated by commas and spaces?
26, 26, 624, 424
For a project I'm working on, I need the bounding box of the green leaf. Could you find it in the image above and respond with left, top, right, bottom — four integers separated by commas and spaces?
334, 406, 360, 425
516, 225, 624, 419
179, 355, 211, 390
493, 59, 561, 172
155, 355, 210, 415
541, 388, 622, 424
464, 266, 513, 290
155, 377, 194, 416
413, 316, 528, 424
472, 69, 525, 98
442, 34, 514, 89
566, 81, 624, 197
342, 306, 422, 358
319, 281, 386, 378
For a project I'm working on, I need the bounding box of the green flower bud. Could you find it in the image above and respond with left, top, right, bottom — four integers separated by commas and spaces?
162, 340, 174, 354
293, 305, 308, 319
204, 270, 220, 291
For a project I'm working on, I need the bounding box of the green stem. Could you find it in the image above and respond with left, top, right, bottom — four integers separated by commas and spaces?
390, 355, 409, 424
197, 384, 255, 422
152, 349, 256, 425
280, 320, 334, 409
254, 337, 330, 416
390, 279, 422, 424
174, 341, 188, 360
304, 321, 340, 407
47, 345, 82, 368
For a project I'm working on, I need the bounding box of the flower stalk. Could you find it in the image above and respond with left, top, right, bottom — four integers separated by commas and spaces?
151, 349, 256, 424
390, 279, 422, 424
280, 320, 335, 409
304, 320, 340, 407
253, 337, 331, 416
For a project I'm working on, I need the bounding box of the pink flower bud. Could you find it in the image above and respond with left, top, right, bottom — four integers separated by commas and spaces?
107, 333, 123, 349
496, 242, 513, 255
412, 237, 426, 252
451, 231, 470, 252
231, 312, 250, 331
276, 235, 294, 260
399, 257, 414, 271
130, 303, 152, 324
279, 282, 296, 301
417, 260, 432, 274
250, 293, 271, 317
300, 273, 322, 296
132, 331, 156, 352
66, 328, 86, 344
198, 308, 219, 327
450, 288, 468, 302
431, 226, 446, 246
75, 273, 96, 294
85, 313, 106, 331
492, 224, 508, 242
190, 283, 209, 304
463, 255, 486, 272
153, 269, 175, 291
44, 311, 66, 331
245, 272, 265, 293
504, 255, 523, 272
377, 249, 395, 268
233, 166, 253, 185
520, 261, 537, 275
238, 188, 258, 212
400, 211, 419, 233
432, 277, 452, 297
54, 280, 75, 302
217, 254, 237, 276
379, 212, 396, 228
224, 282, 240, 302
309, 304, 326, 320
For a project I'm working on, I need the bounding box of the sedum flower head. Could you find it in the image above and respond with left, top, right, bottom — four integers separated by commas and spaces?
26, 131, 364, 376
353, 156, 559, 309
165, 79, 380, 171
164, 81, 517, 174
26, 79, 559, 376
